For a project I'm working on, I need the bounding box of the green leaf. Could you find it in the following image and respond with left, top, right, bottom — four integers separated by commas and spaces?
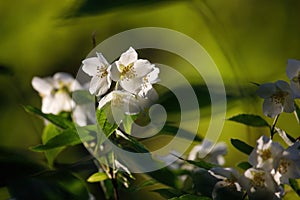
289, 178, 300, 196
24, 106, 74, 129
228, 114, 269, 127
122, 114, 138, 134
117, 132, 149, 153
237, 161, 252, 170
31, 128, 94, 151
87, 172, 108, 183
185, 159, 215, 170
152, 188, 182, 199
231, 139, 254, 155
148, 168, 179, 189
96, 108, 118, 137
42, 124, 65, 167
128, 179, 156, 192
169, 194, 211, 200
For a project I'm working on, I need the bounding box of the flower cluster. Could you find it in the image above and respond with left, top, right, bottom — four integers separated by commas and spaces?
239, 136, 300, 199
257, 59, 300, 118
32, 72, 94, 126
82, 47, 160, 119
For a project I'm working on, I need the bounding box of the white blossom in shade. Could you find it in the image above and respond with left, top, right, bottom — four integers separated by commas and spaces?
209, 167, 243, 200
273, 141, 300, 185
82, 52, 112, 96
239, 168, 281, 200
188, 139, 227, 165
249, 135, 284, 172
32, 72, 81, 114
72, 104, 96, 126
257, 80, 295, 118
137, 87, 159, 111
110, 47, 154, 94
98, 90, 141, 124
138, 67, 160, 98
286, 59, 300, 98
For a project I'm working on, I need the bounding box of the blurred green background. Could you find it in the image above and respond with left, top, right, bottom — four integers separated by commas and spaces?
1, 0, 300, 199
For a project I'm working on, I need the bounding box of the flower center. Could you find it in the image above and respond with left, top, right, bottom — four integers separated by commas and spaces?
278, 159, 290, 174
259, 149, 272, 160
251, 171, 265, 188
271, 90, 288, 104
119, 63, 136, 80
111, 93, 124, 106
97, 65, 108, 78
52, 81, 71, 95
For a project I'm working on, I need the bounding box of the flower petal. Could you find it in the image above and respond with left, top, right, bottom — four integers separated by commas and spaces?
89, 75, 111, 96
96, 52, 109, 66
54, 91, 74, 112
53, 72, 74, 85
109, 62, 121, 81
119, 47, 138, 67
290, 81, 300, 98
82, 57, 99, 76
275, 80, 291, 92
32, 76, 53, 96
120, 77, 143, 94
286, 59, 300, 80
262, 98, 283, 118
133, 59, 154, 78
257, 83, 276, 98
283, 94, 295, 113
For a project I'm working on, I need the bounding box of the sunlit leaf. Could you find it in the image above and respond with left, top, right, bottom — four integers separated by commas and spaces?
87, 172, 108, 183
230, 139, 254, 155
42, 124, 65, 168
122, 114, 138, 134
31, 128, 94, 151
237, 161, 252, 170
128, 179, 156, 192
228, 114, 269, 127
289, 178, 300, 196
96, 108, 118, 137
24, 106, 74, 129
185, 159, 215, 170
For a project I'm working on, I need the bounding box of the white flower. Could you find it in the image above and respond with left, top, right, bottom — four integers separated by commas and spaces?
239, 168, 281, 200
249, 135, 284, 171
286, 59, 300, 98
138, 67, 160, 98
32, 72, 80, 114
209, 167, 243, 200
273, 141, 300, 184
98, 90, 141, 124
110, 47, 154, 94
72, 104, 96, 126
82, 52, 112, 96
188, 140, 227, 165
257, 80, 295, 118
